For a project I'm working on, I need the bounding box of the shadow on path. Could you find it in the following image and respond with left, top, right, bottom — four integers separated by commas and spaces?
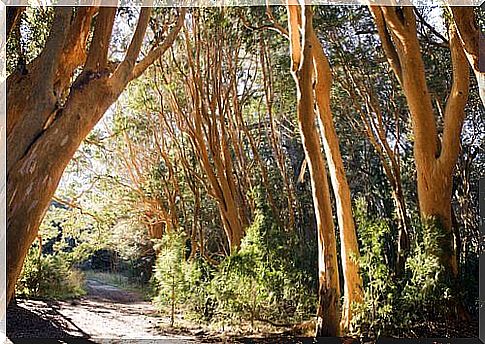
6, 299, 96, 343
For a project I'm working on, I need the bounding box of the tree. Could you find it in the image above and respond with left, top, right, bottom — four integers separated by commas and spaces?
309, 19, 363, 332
158, 14, 250, 252
340, 68, 410, 276
6, 6, 186, 304
285, 4, 363, 333
287, 4, 341, 336
369, 6, 470, 280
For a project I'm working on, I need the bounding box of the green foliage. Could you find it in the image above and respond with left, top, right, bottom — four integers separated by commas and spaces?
153, 231, 216, 325
351, 201, 456, 339
152, 190, 316, 328
7, 7, 54, 74
399, 218, 453, 322
207, 213, 315, 327
153, 232, 188, 312
351, 198, 397, 338
17, 244, 86, 300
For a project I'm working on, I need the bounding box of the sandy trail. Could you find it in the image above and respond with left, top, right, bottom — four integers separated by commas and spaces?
6, 279, 197, 343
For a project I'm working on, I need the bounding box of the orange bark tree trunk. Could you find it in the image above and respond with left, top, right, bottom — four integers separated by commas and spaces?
287, 4, 341, 336
160, 16, 250, 252
370, 6, 470, 278
450, 7, 484, 106
6, 6, 185, 304
309, 30, 363, 332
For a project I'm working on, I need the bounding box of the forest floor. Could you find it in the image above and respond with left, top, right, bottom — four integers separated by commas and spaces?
6, 276, 479, 343
5, 278, 300, 344
6, 279, 197, 343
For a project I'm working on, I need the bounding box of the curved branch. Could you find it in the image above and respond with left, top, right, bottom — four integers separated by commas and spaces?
131, 8, 186, 81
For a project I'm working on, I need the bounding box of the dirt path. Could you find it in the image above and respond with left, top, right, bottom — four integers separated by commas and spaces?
6, 279, 198, 343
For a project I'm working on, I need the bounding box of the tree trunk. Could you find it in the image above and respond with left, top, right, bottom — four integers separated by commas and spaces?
394, 186, 410, 276
7, 77, 118, 303
6, 6, 186, 305
161, 18, 249, 253
450, 7, 485, 106
309, 30, 363, 332
287, 4, 341, 336
370, 6, 469, 279
416, 164, 457, 275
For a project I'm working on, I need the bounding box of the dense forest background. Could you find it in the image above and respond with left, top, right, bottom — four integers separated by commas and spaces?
6, 4, 484, 341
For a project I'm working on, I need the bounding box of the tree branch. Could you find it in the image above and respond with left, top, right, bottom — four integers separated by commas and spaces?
413, 7, 449, 45
287, 4, 302, 73
112, 7, 152, 83
369, 6, 403, 86
131, 8, 186, 81
85, 7, 117, 71
52, 196, 103, 224
56, 7, 98, 91
7, 6, 25, 40
40, 7, 73, 91
238, 11, 289, 40
440, 24, 470, 171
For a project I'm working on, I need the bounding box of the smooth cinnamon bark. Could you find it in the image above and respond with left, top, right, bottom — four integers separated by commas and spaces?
287, 4, 341, 336
310, 30, 363, 332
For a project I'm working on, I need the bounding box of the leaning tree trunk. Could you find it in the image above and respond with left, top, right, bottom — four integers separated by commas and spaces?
288, 4, 341, 336
6, 6, 185, 304
370, 6, 469, 279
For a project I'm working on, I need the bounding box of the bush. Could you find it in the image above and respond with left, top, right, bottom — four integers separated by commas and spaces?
207, 209, 316, 328
398, 218, 453, 323
351, 200, 456, 339
350, 199, 397, 338
152, 189, 316, 329
152, 231, 190, 325
17, 244, 86, 299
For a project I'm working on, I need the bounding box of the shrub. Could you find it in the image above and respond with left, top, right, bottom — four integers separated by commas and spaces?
399, 218, 453, 323
207, 210, 315, 328
151, 189, 316, 329
152, 231, 194, 325
17, 245, 86, 299
351, 199, 456, 339
350, 198, 397, 338
206, 194, 316, 328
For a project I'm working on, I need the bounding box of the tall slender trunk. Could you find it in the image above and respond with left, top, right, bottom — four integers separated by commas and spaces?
394, 186, 410, 276
309, 31, 363, 332
287, 4, 341, 336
